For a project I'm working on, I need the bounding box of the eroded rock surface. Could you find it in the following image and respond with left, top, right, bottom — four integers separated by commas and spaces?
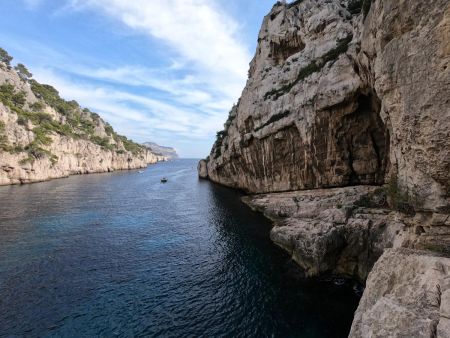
244, 186, 450, 281
200, 0, 450, 211
349, 249, 450, 338
244, 185, 450, 336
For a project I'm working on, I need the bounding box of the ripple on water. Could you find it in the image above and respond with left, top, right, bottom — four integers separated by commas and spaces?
0, 160, 360, 338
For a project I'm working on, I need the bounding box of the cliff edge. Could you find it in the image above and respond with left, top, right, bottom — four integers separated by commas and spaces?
200, 0, 450, 336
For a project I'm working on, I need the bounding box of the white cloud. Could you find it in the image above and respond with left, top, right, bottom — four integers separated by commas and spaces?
64, 0, 250, 115
68, 0, 250, 82
23, 0, 44, 9
32, 68, 226, 141
15, 0, 253, 157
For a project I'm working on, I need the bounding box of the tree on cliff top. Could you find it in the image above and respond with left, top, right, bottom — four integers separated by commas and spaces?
15, 63, 33, 80
0, 48, 13, 66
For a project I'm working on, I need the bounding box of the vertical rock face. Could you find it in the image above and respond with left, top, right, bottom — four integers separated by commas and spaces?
201, 0, 450, 212
200, 1, 450, 336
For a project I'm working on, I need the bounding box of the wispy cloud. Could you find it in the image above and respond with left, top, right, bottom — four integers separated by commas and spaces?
32, 68, 226, 139
23, 0, 44, 9
14, 0, 253, 157
68, 0, 250, 80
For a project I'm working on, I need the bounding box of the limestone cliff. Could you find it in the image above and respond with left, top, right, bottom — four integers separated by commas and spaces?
0, 53, 166, 185
200, 0, 449, 212
200, 0, 450, 336
142, 142, 178, 160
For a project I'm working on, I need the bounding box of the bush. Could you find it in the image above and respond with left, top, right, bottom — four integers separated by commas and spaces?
0, 48, 13, 65
15, 63, 32, 80
29, 101, 45, 112
105, 123, 114, 136
384, 176, 416, 215
0, 84, 26, 108
32, 126, 53, 146
29, 80, 79, 116
122, 137, 144, 155
91, 135, 114, 150
0, 120, 8, 150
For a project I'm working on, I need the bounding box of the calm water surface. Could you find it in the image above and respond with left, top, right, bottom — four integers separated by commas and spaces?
0, 159, 360, 337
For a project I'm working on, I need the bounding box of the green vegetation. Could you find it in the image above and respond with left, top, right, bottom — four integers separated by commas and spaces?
14, 63, 32, 80
0, 84, 26, 108
347, 0, 372, 18
30, 101, 45, 112
29, 80, 80, 116
0, 48, 13, 66
213, 131, 227, 159
115, 135, 143, 155
0, 120, 8, 150
255, 110, 291, 131
384, 176, 417, 215
91, 135, 114, 151
353, 176, 420, 215
264, 35, 353, 100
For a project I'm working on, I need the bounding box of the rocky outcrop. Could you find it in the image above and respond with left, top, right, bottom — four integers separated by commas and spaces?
0, 57, 166, 185
142, 142, 178, 160
198, 159, 208, 179
244, 186, 450, 281
200, 0, 450, 336
201, 0, 450, 211
349, 249, 450, 338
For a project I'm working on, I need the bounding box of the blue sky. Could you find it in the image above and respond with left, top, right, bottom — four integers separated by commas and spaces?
0, 0, 278, 158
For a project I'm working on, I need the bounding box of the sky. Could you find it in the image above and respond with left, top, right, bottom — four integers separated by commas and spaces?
0, 0, 278, 158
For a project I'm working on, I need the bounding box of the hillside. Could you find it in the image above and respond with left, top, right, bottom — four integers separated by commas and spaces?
0, 49, 166, 185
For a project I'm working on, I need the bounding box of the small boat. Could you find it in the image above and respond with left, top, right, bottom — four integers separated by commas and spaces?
138, 170, 145, 174
161, 177, 168, 183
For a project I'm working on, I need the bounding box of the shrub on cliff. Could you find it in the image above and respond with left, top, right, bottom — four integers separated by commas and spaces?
91, 135, 114, 151
0, 48, 13, 66
0, 121, 8, 150
15, 63, 32, 81
0, 84, 26, 108
384, 176, 417, 215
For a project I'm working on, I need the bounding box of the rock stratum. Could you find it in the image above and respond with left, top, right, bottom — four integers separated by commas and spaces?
0, 53, 166, 185
200, 0, 450, 337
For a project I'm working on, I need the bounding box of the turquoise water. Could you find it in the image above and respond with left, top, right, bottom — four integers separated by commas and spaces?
0, 159, 360, 337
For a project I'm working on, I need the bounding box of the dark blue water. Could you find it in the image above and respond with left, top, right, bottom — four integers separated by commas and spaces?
0, 159, 360, 337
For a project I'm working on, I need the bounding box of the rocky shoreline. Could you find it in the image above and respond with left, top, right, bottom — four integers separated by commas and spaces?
240, 185, 449, 337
